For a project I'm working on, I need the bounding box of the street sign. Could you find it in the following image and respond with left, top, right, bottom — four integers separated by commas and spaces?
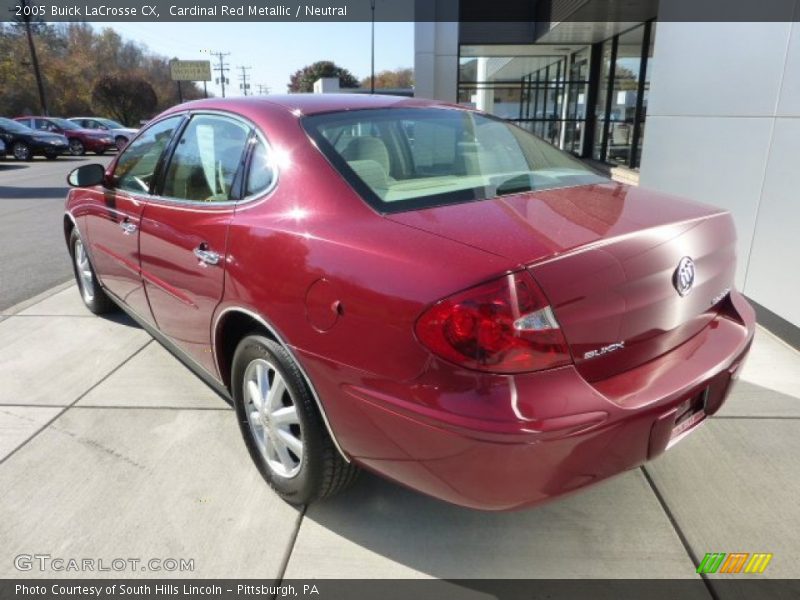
170, 60, 212, 82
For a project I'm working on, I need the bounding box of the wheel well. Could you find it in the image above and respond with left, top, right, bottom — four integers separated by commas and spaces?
215, 311, 277, 391
63, 216, 75, 254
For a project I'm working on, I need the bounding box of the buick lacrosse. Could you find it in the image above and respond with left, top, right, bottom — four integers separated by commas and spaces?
64, 95, 755, 509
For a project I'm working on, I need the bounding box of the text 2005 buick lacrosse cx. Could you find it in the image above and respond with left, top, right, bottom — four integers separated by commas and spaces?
63, 95, 754, 510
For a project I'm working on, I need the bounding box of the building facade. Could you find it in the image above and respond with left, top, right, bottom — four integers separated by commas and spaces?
414, 0, 800, 341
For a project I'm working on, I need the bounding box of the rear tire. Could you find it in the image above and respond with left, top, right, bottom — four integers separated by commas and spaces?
232, 335, 359, 505
115, 136, 128, 151
70, 229, 115, 315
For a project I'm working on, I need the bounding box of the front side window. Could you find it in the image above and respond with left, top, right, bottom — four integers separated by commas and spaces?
32, 119, 52, 131
304, 108, 605, 213
112, 116, 183, 194
161, 115, 250, 202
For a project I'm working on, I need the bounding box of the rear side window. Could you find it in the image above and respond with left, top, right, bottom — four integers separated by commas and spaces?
113, 116, 183, 194
161, 114, 250, 202
246, 138, 276, 196
303, 108, 605, 213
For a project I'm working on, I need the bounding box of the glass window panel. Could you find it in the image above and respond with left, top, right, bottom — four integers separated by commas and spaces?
593, 40, 614, 161
162, 115, 250, 202
113, 116, 183, 195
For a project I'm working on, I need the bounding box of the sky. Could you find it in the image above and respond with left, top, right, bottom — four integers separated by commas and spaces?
99, 21, 415, 96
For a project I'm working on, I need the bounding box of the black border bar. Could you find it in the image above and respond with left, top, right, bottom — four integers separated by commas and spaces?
2, 0, 800, 23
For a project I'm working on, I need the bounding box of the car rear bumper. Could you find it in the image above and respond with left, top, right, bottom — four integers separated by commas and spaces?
306, 290, 756, 510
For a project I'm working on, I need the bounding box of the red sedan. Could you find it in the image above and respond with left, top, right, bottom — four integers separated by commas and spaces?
63, 95, 755, 510
15, 116, 116, 156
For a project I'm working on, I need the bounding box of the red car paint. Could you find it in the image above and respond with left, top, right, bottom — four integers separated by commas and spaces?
64, 95, 755, 510
16, 116, 115, 154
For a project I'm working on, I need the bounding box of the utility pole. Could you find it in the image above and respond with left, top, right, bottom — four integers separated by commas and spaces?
238, 66, 252, 96
210, 51, 230, 98
18, 0, 48, 114
370, 0, 376, 94
255, 84, 270, 95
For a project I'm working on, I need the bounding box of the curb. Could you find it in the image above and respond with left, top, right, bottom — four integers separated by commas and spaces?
0, 280, 75, 318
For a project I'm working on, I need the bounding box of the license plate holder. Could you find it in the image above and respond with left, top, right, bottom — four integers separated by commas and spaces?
668, 388, 709, 447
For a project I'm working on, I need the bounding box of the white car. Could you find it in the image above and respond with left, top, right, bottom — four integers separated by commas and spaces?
68, 117, 138, 150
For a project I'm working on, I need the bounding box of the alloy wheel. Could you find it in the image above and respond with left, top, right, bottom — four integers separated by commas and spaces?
74, 238, 95, 303
12, 142, 30, 161
243, 358, 304, 478
69, 139, 84, 156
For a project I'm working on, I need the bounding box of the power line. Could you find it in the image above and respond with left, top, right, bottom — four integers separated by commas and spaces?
238, 66, 252, 96
210, 51, 230, 98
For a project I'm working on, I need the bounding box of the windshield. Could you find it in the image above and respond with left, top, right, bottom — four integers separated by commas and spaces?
50, 118, 80, 130
303, 108, 606, 213
98, 118, 124, 129
0, 117, 34, 134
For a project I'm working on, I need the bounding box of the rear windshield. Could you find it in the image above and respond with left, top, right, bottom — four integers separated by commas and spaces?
303, 108, 606, 213
0, 117, 33, 134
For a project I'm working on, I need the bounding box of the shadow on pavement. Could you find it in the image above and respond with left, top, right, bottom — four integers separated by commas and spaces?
0, 163, 29, 172
0, 186, 68, 199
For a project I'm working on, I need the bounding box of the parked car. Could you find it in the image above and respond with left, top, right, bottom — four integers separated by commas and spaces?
63, 95, 756, 510
0, 117, 68, 160
0, 137, 5, 158
15, 116, 115, 156
68, 117, 138, 150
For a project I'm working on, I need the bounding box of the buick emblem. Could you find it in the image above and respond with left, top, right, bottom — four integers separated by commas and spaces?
673, 256, 695, 297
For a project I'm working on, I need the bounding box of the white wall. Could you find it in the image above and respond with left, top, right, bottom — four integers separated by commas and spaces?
639, 20, 800, 327
414, 22, 459, 102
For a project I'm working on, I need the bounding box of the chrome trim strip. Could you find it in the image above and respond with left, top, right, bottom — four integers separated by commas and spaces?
213, 306, 350, 462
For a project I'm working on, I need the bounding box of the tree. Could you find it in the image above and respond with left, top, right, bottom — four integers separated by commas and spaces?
0, 23, 205, 119
361, 67, 413, 90
91, 75, 157, 126
287, 60, 359, 93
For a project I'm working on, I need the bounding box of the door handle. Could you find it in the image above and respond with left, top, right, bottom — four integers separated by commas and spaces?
119, 219, 137, 235
194, 244, 220, 266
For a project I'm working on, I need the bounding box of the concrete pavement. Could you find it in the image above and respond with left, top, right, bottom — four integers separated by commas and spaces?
0, 284, 799, 588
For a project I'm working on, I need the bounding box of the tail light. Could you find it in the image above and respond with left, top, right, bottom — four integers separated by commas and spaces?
415, 271, 572, 374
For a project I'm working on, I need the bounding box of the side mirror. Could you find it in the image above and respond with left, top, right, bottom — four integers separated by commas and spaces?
67, 164, 106, 187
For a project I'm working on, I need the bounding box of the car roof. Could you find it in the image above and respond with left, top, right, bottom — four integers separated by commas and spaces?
169, 94, 462, 117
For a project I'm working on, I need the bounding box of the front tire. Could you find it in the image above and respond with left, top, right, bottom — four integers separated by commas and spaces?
68, 139, 85, 156
70, 229, 115, 314
232, 335, 358, 505
12, 142, 32, 161
115, 136, 128, 151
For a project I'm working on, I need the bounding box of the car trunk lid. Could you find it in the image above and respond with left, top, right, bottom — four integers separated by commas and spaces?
388, 182, 737, 381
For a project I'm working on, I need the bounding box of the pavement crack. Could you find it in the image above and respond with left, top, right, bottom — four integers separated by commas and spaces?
273, 504, 306, 594
0, 340, 153, 468
641, 466, 721, 600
